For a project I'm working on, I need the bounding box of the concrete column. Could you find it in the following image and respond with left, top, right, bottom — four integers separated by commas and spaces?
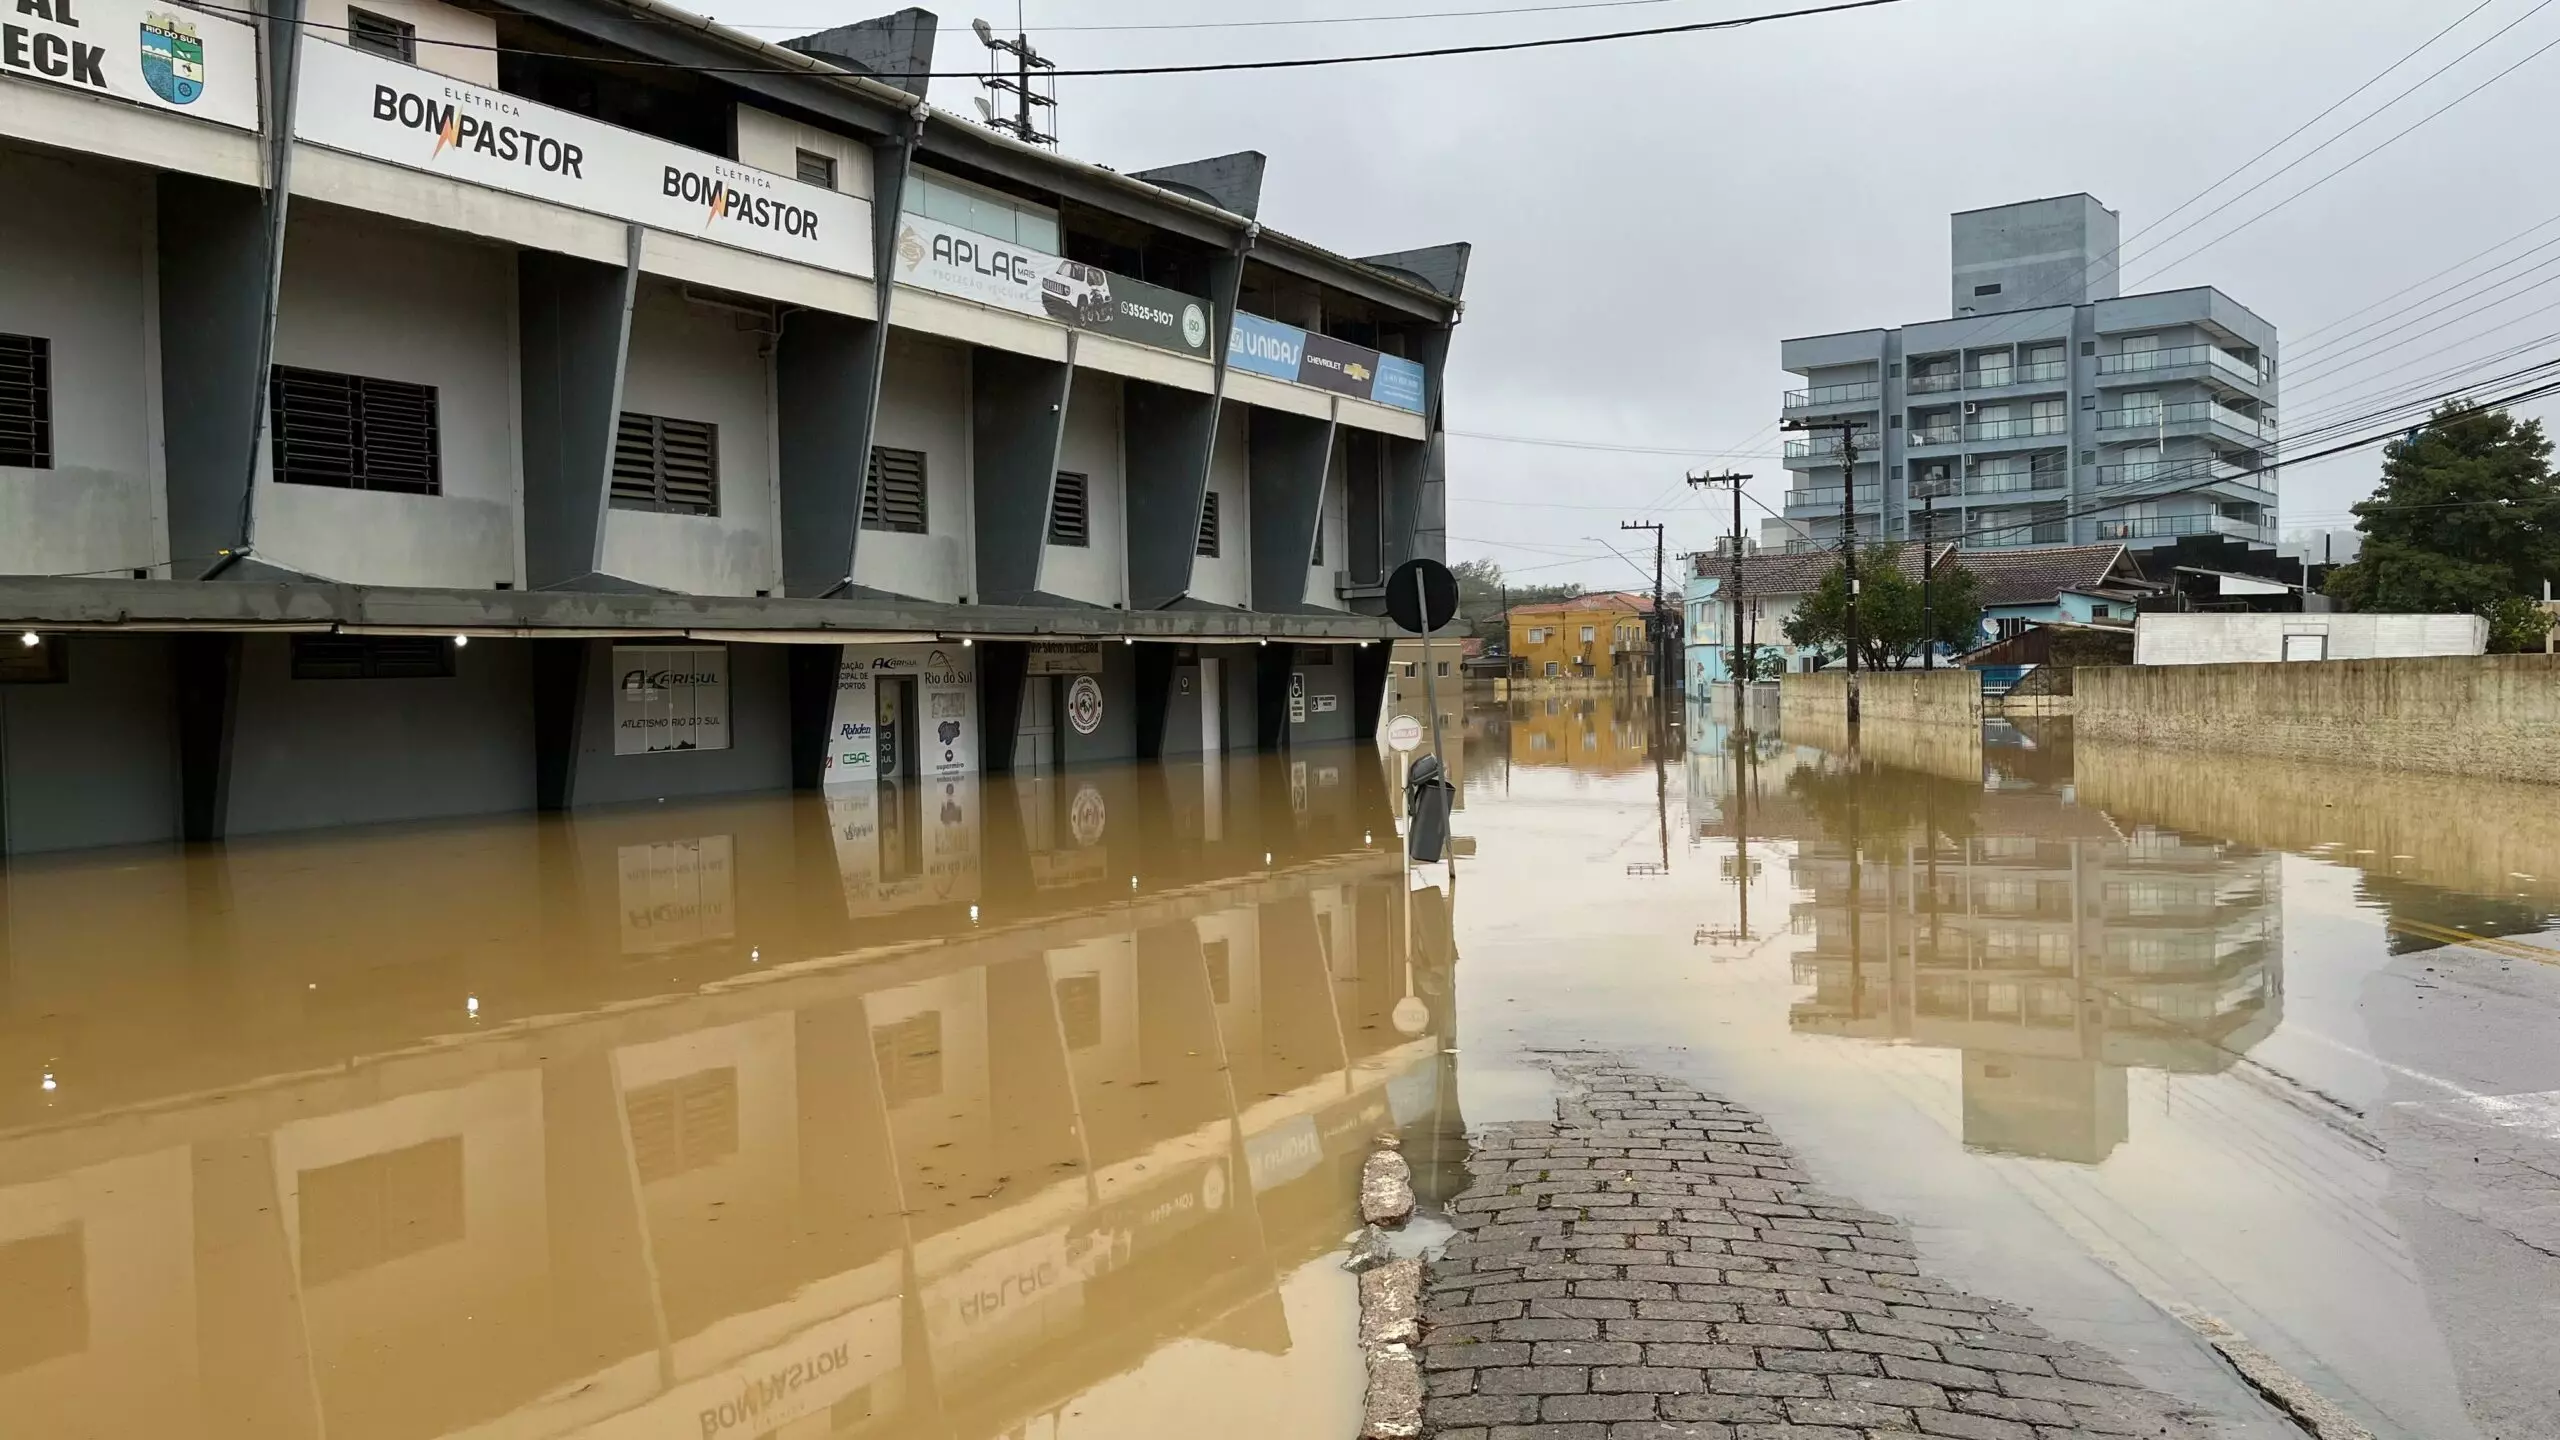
157, 176, 283, 580
971, 345, 1074, 606
191, 1137, 321, 1440
1123, 383, 1219, 610
173, 634, 240, 842
1247, 405, 1335, 614
975, 640, 1031, 776
1133, 642, 1177, 758
517, 229, 640, 591
529, 638, 588, 812
786, 642, 840, 790
540, 1056, 665, 1366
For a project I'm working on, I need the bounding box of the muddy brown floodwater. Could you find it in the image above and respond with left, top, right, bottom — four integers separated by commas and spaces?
0, 751, 1464, 1439
4, 694, 2556, 1440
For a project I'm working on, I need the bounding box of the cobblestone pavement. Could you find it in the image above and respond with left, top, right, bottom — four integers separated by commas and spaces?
1418, 1062, 2227, 1440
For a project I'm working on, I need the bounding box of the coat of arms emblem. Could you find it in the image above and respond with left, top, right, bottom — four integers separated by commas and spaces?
140, 11, 206, 106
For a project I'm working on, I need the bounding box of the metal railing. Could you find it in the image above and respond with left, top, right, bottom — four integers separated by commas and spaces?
1968, 360, 2069, 389
2095, 401, 2268, 438
1963, 414, 2068, 442
2096, 344, 2263, 386
2096, 513, 2264, 541
1908, 370, 1962, 394
2096, 460, 2263, 488
1782, 380, 1881, 409
1966, 469, 2065, 495
1908, 424, 1962, 447
1786, 485, 1882, 510
1965, 523, 2070, 548
1782, 433, 1881, 460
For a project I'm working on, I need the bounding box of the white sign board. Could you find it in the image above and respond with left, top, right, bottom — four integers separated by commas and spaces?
611, 645, 729, 755
1, 0, 258, 130
1383, 713, 1425, 753
887, 212, 1212, 356
294, 37, 873, 275
615, 835, 734, 954
823, 643, 977, 785
1025, 642, 1104, 675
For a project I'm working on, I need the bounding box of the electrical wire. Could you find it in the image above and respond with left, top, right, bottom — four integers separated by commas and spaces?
202, 0, 1909, 77
905, 0, 1701, 34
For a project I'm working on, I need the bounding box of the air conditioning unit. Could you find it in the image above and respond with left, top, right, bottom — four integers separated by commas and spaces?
1962, 401, 1980, 415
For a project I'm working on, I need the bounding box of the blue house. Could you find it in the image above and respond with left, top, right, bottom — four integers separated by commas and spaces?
1959, 544, 2157, 645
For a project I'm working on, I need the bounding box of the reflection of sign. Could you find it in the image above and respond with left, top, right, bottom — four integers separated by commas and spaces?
1384, 713, 1425, 753
894, 212, 1209, 356
295, 38, 869, 274
1288, 672, 1306, 724
612, 645, 729, 755
577, 1297, 899, 1440
1026, 642, 1104, 675
1068, 785, 1106, 847
1226, 311, 1427, 413
1, 0, 256, 128
1065, 675, 1104, 735
1245, 1116, 1323, 1192
616, 835, 734, 954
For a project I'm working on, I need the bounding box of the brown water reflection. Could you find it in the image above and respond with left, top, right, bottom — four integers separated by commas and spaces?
0, 749, 1460, 1440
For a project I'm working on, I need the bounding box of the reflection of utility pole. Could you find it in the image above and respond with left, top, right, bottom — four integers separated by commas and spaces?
1685, 470, 1753, 729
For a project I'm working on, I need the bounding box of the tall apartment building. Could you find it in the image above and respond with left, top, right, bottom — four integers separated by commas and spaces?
1777, 195, 2277, 565
0, 0, 1465, 852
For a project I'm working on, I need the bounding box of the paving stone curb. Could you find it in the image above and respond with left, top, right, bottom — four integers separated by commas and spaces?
1413, 1060, 2231, 1440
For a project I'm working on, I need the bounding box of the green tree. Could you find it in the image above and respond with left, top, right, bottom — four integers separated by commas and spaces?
1452, 558, 1586, 638
1781, 543, 1984, 669
2321, 402, 2560, 651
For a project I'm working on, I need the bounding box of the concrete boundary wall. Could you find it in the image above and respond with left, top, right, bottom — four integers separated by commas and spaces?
2076, 653, 2560, 784
1780, 669, 1982, 728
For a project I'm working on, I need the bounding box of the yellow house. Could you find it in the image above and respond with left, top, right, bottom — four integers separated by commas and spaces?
1508, 592, 1655, 683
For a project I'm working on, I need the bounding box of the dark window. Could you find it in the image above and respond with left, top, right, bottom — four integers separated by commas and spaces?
2081, 450, 2097, 465
1055, 974, 1102, 1050
2082, 395, 2097, 410
269, 366, 440, 494
2081, 341, 2097, 356
0, 1227, 85, 1374
298, 1137, 463, 1284
795, 149, 837, 189
611, 412, 719, 516
1889, 464, 1903, 479
1888, 414, 1902, 428
346, 7, 417, 63
290, 634, 457, 680
1203, 938, 1231, 1003
1887, 363, 1901, 379
1974, 283, 2003, 297
1048, 470, 1089, 546
873, 1012, 942, 1103
1196, 489, 1220, 557
0, 635, 67, 684
862, 446, 928, 533
0, 333, 50, 469
625, 1068, 739, 1183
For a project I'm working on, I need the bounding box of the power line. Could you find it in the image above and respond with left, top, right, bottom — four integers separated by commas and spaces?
198, 0, 1909, 78
909, 0, 1699, 33
1449, 429, 1775, 458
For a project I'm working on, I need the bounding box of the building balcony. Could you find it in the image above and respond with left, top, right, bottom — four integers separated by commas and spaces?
1964, 521, 2070, 549
1962, 414, 2069, 446
1907, 423, 1962, 448
1786, 484, 1882, 513
2096, 344, 2266, 394
1908, 370, 1963, 395
2095, 513, 2270, 545
2096, 401, 2270, 449
1783, 381, 1882, 415
1965, 469, 2065, 497
1967, 360, 2070, 392
2095, 459, 2264, 490
1782, 433, 1882, 467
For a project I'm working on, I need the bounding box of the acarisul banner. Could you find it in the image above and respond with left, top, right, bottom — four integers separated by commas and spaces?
891, 212, 1212, 358
1226, 311, 1427, 414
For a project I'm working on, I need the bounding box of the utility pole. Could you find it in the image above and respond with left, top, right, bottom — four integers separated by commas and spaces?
1621, 520, 1666, 706
1781, 418, 1863, 725
1685, 470, 1754, 729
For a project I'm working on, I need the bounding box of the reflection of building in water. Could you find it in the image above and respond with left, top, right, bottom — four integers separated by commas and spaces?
1508, 694, 1659, 773
0, 752, 1456, 1440
1783, 776, 2282, 1165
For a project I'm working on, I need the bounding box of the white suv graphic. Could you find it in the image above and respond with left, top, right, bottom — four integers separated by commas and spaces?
1041, 261, 1113, 325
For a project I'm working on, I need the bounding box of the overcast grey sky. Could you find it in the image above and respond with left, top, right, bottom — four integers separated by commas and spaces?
729, 0, 2560, 591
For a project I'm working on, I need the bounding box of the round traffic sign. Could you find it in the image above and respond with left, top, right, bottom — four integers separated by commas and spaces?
1384, 712, 1426, 753
1386, 557, 1459, 634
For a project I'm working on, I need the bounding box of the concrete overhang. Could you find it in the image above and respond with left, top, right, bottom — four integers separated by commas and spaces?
0, 578, 1397, 643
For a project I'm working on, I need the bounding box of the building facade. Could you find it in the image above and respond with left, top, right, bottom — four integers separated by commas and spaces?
1778, 195, 2278, 566
0, 0, 1467, 852
1507, 593, 1655, 683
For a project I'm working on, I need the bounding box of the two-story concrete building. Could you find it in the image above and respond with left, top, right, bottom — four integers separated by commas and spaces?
1778, 195, 2277, 568
0, 0, 1467, 852
1507, 592, 1654, 685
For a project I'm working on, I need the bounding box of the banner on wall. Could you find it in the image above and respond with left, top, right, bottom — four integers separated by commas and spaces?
612, 645, 730, 755
294, 37, 872, 276
824, 643, 977, 786
1025, 642, 1103, 675
1, 0, 259, 130
1227, 312, 1427, 414
891, 212, 1211, 358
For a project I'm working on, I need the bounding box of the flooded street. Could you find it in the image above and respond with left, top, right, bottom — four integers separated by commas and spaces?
1, 694, 2556, 1438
